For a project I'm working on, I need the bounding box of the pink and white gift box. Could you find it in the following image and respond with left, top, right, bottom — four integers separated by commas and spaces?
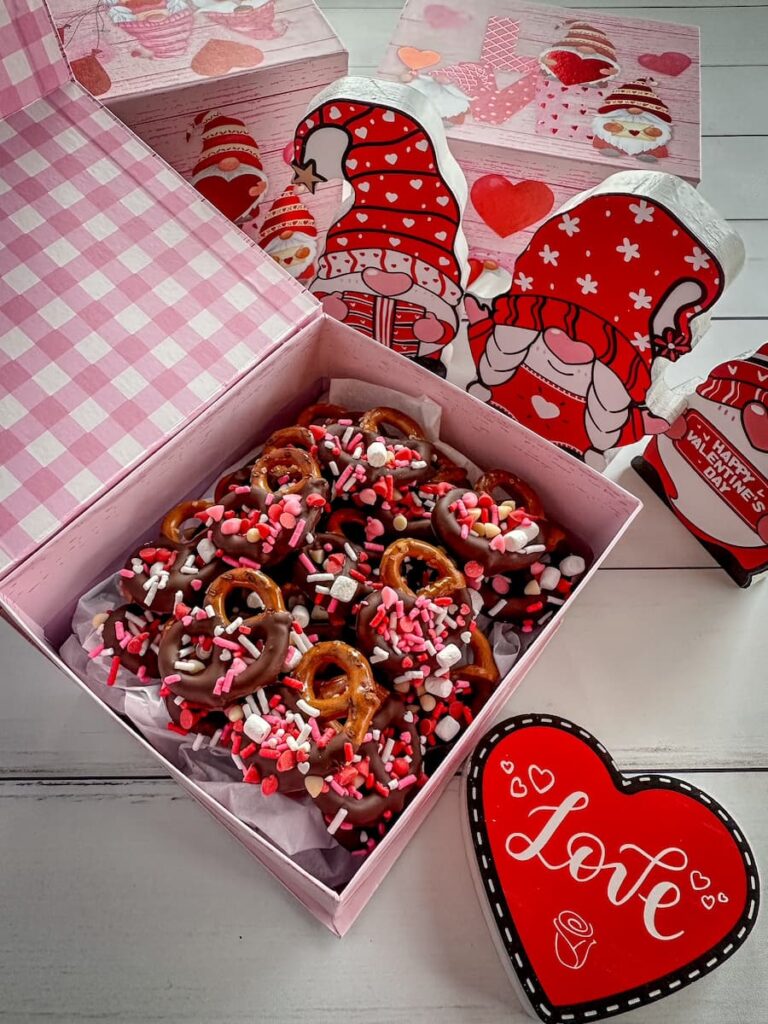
0, 0, 641, 934
377, 0, 700, 281
46, 0, 347, 240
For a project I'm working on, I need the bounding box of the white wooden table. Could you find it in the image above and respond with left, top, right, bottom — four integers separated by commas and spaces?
2, 2, 766, 1022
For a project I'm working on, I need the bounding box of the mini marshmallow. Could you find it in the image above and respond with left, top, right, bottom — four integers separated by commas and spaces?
436, 643, 462, 669
435, 715, 461, 743
291, 604, 310, 628
560, 554, 586, 577
503, 529, 528, 553
196, 538, 217, 564
243, 714, 271, 744
366, 441, 388, 468
329, 574, 357, 602
392, 513, 408, 532
539, 567, 561, 591
425, 676, 453, 699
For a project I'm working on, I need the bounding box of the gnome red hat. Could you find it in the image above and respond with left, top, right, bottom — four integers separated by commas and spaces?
482, 192, 724, 404
188, 110, 267, 224
697, 345, 768, 428
258, 185, 317, 250
539, 21, 619, 82
292, 97, 465, 318
598, 79, 672, 124
551, 21, 617, 62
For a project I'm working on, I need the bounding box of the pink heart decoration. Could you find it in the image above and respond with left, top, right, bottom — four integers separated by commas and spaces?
638, 52, 692, 77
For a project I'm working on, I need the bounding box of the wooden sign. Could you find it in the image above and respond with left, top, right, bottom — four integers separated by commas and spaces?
290, 76, 469, 374
465, 171, 745, 467
634, 344, 768, 587
465, 715, 759, 1022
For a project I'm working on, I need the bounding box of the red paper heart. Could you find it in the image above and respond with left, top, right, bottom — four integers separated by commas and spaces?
638, 51, 692, 77
542, 50, 615, 87
470, 175, 554, 238
466, 716, 758, 1022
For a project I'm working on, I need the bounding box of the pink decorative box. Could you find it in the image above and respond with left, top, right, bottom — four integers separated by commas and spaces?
377, 0, 700, 276
0, 0, 641, 933
46, 0, 347, 242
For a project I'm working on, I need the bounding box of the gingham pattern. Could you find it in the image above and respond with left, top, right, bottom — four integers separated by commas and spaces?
0, 82, 317, 574
1, 0, 70, 118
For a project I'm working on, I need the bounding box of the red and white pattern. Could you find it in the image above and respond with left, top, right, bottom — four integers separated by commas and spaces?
0, 45, 314, 572
467, 175, 737, 462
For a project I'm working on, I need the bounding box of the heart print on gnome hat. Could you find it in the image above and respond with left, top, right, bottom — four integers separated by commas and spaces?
290, 77, 468, 377
634, 344, 768, 588
186, 109, 268, 226
466, 171, 745, 468
465, 715, 760, 1023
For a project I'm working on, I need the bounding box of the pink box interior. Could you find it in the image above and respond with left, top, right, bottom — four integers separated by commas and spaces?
0, 313, 641, 934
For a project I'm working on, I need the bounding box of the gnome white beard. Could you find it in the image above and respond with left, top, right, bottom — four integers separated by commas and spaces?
474, 328, 631, 457
408, 76, 471, 120
265, 232, 316, 278
592, 112, 671, 155
655, 397, 768, 547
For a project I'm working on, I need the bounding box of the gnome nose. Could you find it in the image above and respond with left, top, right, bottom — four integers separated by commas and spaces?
218, 156, 240, 172
543, 328, 594, 365
362, 269, 412, 297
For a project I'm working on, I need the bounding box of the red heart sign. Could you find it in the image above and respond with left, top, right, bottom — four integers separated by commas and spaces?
638, 51, 692, 77
466, 716, 759, 1022
541, 50, 616, 87
470, 175, 554, 238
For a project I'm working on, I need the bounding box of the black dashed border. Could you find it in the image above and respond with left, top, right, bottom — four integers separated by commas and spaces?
465, 714, 760, 1022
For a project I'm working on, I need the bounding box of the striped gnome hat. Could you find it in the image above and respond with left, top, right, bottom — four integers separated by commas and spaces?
469, 190, 725, 453
697, 345, 768, 447
258, 185, 317, 250
539, 21, 619, 82
292, 94, 465, 314
598, 79, 672, 124
187, 110, 267, 223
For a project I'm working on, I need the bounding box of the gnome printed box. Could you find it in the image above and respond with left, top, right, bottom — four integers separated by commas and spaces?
48, 0, 347, 267
377, 0, 700, 276
633, 346, 768, 587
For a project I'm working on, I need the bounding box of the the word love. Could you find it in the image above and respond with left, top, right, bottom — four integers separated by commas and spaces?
505, 790, 689, 941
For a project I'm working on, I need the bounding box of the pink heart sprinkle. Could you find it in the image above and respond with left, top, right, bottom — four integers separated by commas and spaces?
220, 519, 242, 536
207, 504, 225, 523
489, 534, 506, 553
381, 586, 399, 608
366, 517, 385, 538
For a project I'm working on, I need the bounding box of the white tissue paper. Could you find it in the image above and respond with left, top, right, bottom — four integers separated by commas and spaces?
60, 380, 523, 889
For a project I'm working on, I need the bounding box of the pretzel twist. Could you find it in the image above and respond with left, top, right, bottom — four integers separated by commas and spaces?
359, 406, 426, 440
262, 425, 315, 454
474, 470, 545, 518
205, 568, 285, 624
160, 500, 212, 545
250, 447, 322, 495
296, 402, 351, 427
294, 642, 386, 748
379, 539, 466, 600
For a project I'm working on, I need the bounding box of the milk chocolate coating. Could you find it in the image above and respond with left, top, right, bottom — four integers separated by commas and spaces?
210, 480, 328, 568
121, 542, 221, 615
158, 610, 292, 708
102, 604, 164, 680
432, 487, 563, 574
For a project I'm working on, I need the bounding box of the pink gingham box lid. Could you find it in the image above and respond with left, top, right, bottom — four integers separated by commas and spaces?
0, 0, 318, 576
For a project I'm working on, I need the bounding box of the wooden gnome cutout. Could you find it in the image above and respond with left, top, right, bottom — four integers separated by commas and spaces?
634, 343, 768, 587
465, 171, 745, 468
290, 76, 469, 375
465, 715, 760, 1024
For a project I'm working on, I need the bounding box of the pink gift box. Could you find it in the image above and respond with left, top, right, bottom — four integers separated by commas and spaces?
377, 0, 700, 276
1, 0, 641, 933
46, 0, 347, 242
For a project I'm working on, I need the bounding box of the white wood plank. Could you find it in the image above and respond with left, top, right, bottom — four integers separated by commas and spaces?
3, 563, 767, 778
0, 771, 764, 1023
506, 567, 768, 768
